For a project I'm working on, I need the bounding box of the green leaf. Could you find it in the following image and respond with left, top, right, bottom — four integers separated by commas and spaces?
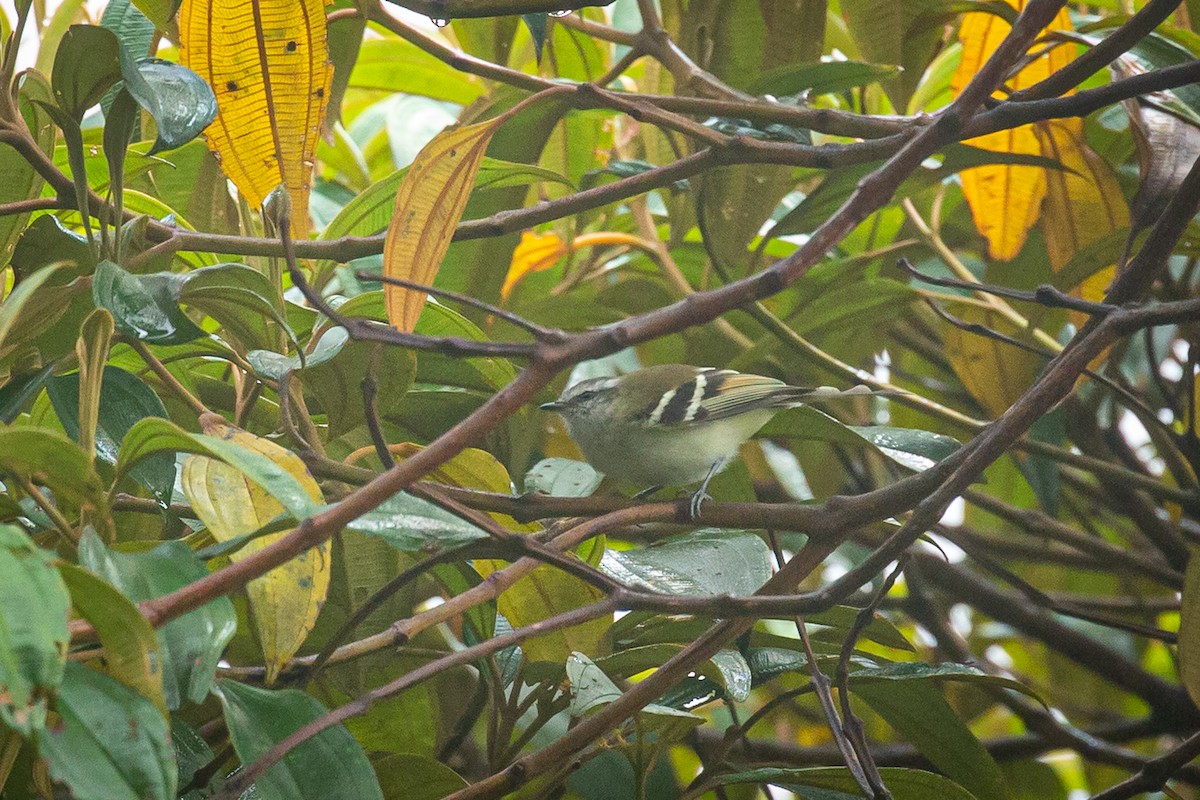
748, 60, 901, 97
372, 754, 467, 800
59, 562, 167, 716
0, 72, 56, 270
100, 0, 155, 63
103, 88, 140, 227
39, 662, 177, 800
78, 531, 236, 708
0, 525, 70, 735
566, 652, 703, 739
247, 326, 350, 380
717, 766, 981, 800
524, 457, 603, 497
0, 363, 57, 424
806, 605, 914, 652
303, 338, 416, 438
0, 262, 76, 365
853, 662, 1044, 705
10, 214, 94, 279
348, 37, 486, 105
1180, 543, 1200, 707
840, 0, 944, 111
172, 719, 215, 792
178, 262, 294, 352
122, 57, 217, 154
763, 407, 959, 472
216, 679, 384, 800
92, 260, 206, 344
848, 426, 961, 471
853, 680, 1009, 800
189, 433, 322, 521
521, 14, 549, 61
47, 365, 175, 503
0, 427, 108, 516
345, 492, 488, 551
130, 0, 172, 29
52, 24, 123, 120
599, 530, 772, 597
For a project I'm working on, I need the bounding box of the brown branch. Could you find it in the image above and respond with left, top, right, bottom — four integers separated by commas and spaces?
383, 0, 614, 19
1008, 0, 1183, 102
1090, 732, 1200, 800
916, 554, 1195, 727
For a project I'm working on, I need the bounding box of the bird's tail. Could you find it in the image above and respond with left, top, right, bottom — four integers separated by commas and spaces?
773, 385, 899, 406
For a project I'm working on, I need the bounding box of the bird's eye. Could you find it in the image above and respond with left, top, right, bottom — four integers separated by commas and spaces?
574, 390, 598, 401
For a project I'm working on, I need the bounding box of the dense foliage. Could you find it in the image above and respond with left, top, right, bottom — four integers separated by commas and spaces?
1, 0, 1200, 798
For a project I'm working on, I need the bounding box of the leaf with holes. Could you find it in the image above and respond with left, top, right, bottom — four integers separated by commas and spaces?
178, 0, 331, 234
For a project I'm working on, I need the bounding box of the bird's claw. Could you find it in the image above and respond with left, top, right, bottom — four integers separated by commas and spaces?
688, 489, 711, 519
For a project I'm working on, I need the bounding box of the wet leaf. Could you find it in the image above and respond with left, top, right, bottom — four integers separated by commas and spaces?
523, 457, 603, 498
122, 57, 217, 155
599, 530, 772, 597
92, 260, 205, 344
567, 652, 703, 739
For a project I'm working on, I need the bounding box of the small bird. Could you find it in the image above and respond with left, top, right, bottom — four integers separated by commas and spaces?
540, 364, 879, 516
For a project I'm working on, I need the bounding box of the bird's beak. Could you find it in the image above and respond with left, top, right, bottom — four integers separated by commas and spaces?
539, 401, 564, 412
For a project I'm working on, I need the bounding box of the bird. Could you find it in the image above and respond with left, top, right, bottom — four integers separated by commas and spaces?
540, 364, 880, 516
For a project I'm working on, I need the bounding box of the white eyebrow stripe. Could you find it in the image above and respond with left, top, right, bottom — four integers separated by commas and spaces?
648, 387, 678, 424
683, 371, 707, 422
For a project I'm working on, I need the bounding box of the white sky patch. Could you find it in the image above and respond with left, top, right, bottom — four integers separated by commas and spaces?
1118, 408, 1163, 476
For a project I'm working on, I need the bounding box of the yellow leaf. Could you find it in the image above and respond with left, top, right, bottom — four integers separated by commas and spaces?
1036, 120, 1128, 370
179, 0, 332, 237
384, 120, 501, 332
180, 418, 329, 684
1035, 120, 1129, 310
501, 231, 567, 300
941, 304, 1043, 418
952, 0, 1074, 260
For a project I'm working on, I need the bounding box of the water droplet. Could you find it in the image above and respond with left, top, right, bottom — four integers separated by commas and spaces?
549, 9, 572, 16
430, 17, 449, 27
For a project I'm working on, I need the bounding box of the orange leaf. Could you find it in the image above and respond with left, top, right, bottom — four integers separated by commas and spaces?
179, 0, 332, 237
383, 120, 501, 332
952, 0, 1074, 260
501, 231, 567, 299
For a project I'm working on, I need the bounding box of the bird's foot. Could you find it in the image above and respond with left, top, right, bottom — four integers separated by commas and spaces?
687, 488, 711, 519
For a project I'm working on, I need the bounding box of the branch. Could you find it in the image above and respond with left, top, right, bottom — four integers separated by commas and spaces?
383, 0, 614, 19
1008, 0, 1183, 101
1090, 732, 1200, 800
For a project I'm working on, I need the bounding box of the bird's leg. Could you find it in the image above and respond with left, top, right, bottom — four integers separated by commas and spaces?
688, 460, 724, 519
